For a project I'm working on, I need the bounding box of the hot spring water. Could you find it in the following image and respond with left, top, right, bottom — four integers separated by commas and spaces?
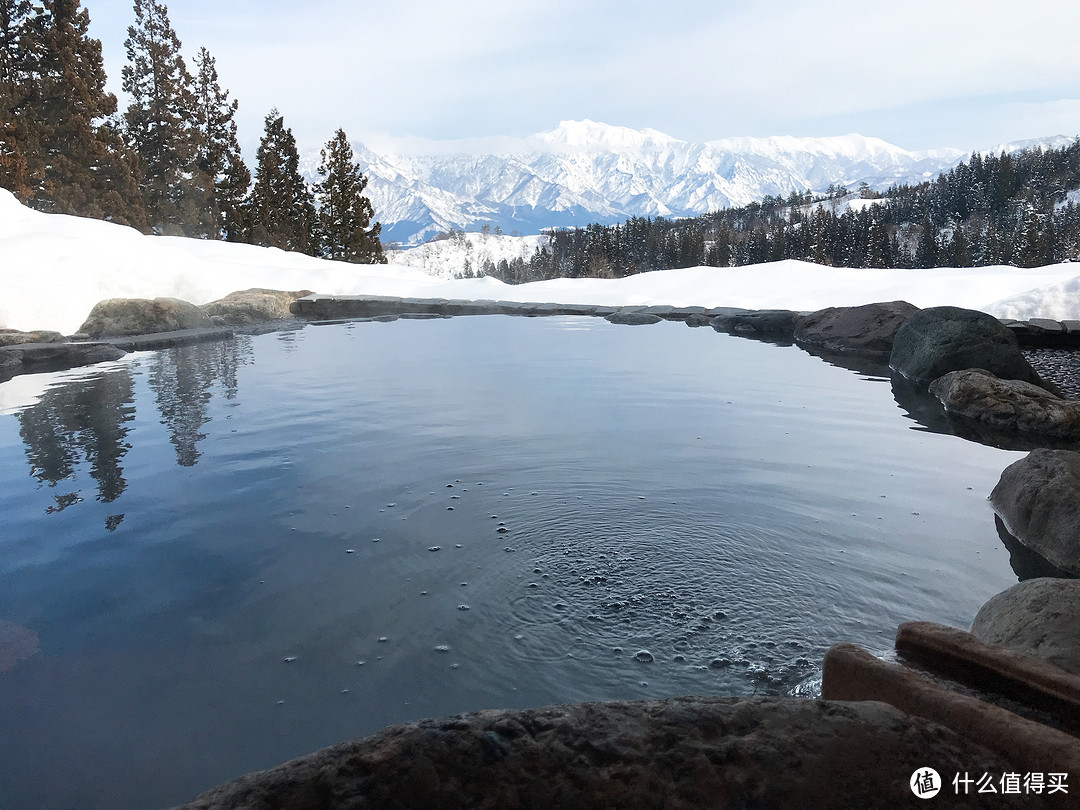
0, 315, 1023, 809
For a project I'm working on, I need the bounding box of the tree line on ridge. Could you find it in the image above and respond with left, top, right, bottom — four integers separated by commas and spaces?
481, 141, 1080, 283
4, 0, 1078, 279
0, 0, 384, 263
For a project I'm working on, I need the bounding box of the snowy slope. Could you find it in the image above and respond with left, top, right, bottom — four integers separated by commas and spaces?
339, 121, 986, 245
3, 189, 1080, 336
385, 231, 546, 280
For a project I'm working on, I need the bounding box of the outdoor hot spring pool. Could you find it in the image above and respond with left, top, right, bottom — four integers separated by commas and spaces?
0, 314, 1025, 809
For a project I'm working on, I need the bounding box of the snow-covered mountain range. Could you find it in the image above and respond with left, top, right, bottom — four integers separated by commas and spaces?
318, 120, 1070, 246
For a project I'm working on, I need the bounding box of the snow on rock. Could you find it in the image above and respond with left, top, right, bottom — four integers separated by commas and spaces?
3, 189, 1080, 335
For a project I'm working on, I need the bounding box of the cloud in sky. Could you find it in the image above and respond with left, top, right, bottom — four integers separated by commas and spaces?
87, 0, 1080, 155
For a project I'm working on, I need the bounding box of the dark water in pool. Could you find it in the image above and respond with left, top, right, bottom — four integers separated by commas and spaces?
0, 316, 1023, 809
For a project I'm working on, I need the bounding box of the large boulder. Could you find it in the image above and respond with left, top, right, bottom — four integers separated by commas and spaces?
0, 341, 127, 382
0, 329, 65, 346
605, 311, 663, 325
972, 578, 1080, 675
200, 288, 314, 326
710, 309, 799, 342
929, 368, 1080, 443
79, 297, 211, 338
794, 301, 919, 358
995, 515, 1076, 581
990, 449, 1080, 576
174, 696, 1023, 810
889, 306, 1050, 389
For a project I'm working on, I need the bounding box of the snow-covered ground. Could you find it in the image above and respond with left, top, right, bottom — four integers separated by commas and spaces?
385, 231, 546, 279
2, 189, 1079, 335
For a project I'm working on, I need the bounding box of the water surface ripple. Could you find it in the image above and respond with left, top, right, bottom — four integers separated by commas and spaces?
0, 316, 1022, 809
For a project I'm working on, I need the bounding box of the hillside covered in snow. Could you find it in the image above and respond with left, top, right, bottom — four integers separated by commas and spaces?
4, 189, 1080, 336
385, 231, 545, 279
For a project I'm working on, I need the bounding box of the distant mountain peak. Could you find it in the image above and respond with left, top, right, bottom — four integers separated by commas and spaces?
537, 119, 682, 151
333, 122, 1064, 246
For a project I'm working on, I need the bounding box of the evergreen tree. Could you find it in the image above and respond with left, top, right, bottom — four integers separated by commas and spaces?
864, 211, 889, 268
248, 108, 316, 253
313, 128, 384, 263
914, 220, 938, 268
2, 0, 144, 225
0, 0, 33, 198
192, 46, 249, 240
1013, 202, 1046, 267
122, 0, 211, 235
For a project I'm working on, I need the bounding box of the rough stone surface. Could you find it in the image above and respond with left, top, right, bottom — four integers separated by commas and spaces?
972, 578, 1080, 676
710, 309, 799, 342
0, 329, 65, 346
929, 368, 1080, 441
605, 311, 663, 325
895, 621, 1080, 734
200, 289, 313, 325
684, 313, 713, 327
990, 449, 1080, 576
0, 341, 127, 381
1024, 347, 1080, 400
640, 304, 675, 317
0, 618, 39, 673
889, 305, 1050, 389
995, 515, 1076, 581
99, 327, 235, 352
1026, 318, 1065, 333
794, 301, 919, 358
821, 643, 1080, 782
79, 297, 212, 338
174, 696, 1024, 810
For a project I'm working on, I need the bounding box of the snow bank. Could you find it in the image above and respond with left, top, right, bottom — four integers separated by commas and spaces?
2, 189, 1079, 334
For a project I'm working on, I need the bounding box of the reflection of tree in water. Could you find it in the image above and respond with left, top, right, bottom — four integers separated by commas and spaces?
17, 367, 136, 503
148, 338, 251, 466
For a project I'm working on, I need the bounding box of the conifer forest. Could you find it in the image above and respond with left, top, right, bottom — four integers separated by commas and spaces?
3, 0, 1079, 280
0, 0, 385, 262
484, 143, 1080, 283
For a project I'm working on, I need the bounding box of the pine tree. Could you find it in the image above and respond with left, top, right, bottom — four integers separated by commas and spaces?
313, 128, 384, 263
0, 0, 33, 198
2, 0, 144, 225
192, 46, 248, 240
122, 0, 211, 235
1013, 202, 1046, 267
248, 108, 316, 253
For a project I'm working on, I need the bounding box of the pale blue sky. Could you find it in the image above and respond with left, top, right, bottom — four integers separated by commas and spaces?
85, 0, 1080, 156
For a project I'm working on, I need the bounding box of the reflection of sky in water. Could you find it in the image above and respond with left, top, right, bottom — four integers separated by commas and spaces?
0, 316, 1026, 809
0, 354, 143, 415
